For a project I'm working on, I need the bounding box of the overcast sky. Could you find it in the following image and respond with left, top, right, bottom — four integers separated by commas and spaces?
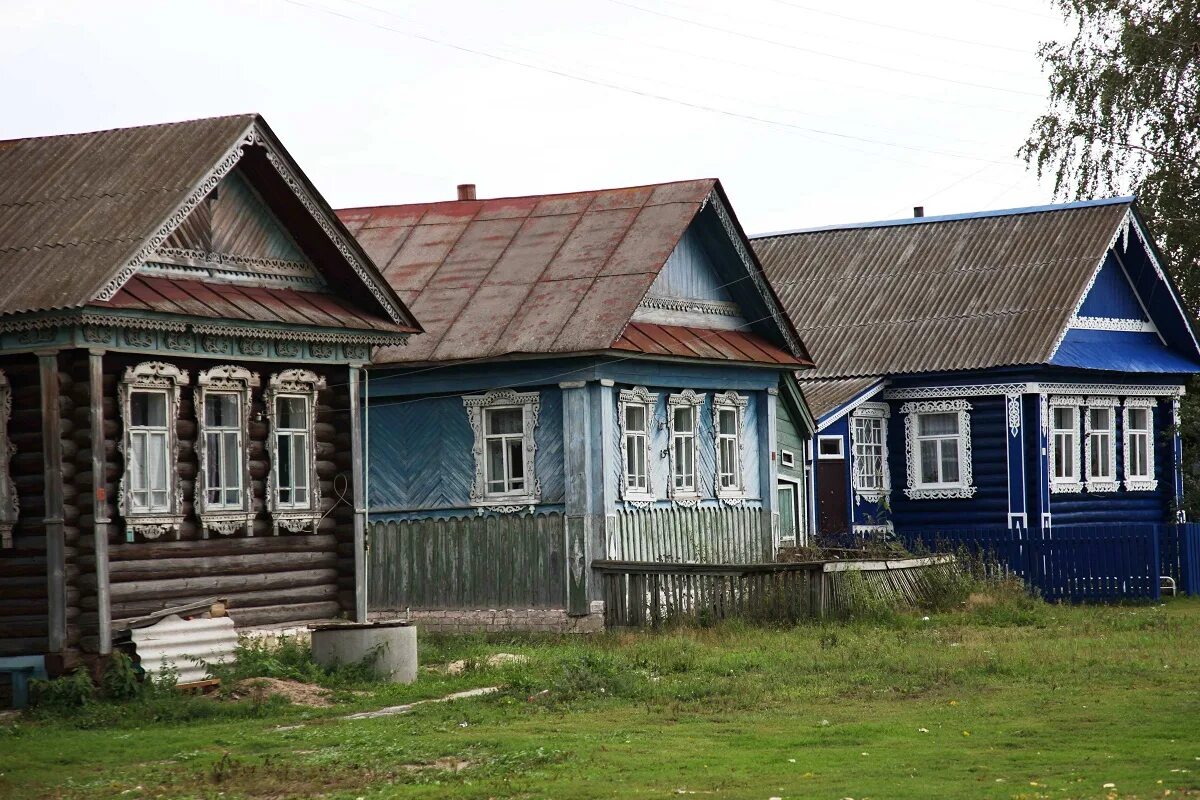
2, 0, 1073, 232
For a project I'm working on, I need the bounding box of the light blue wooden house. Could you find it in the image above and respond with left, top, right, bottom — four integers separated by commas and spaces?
753, 198, 1200, 539
338, 180, 814, 630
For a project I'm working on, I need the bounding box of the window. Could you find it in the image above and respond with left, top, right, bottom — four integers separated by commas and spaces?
851, 403, 890, 500
901, 399, 975, 499
619, 387, 657, 504
667, 390, 704, 504
713, 391, 748, 501
0, 371, 14, 549
817, 436, 844, 459
119, 362, 188, 540
777, 480, 803, 547
266, 369, 324, 533
465, 389, 541, 508
1123, 398, 1158, 491
196, 366, 258, 536
780, 449, 796, 469
1084, 399, 1118, 492
1049, 403, 1081, 491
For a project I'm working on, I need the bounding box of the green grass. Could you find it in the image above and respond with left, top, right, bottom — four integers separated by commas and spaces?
4, 590, 1200, 799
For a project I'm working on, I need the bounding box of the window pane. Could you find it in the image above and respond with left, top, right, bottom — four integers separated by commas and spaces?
918, 412, 957, 437
485, 408, 523, 436
486, 438, 504, 487
674, 406, 693, 432
1090, 407, 1110, 430
207, 431, 222, 487
149, 432, 168, 492
625, 404, 646, 433
1129, 408, 1148, 430
223, 431, 240, 491
940, 439, 960, 483
293, 434, 308, 490
205, 394, 239, 427
718, 408, 736, 435
919, 440, 938, 483
131, 391, 167, 427
277, 397, 307, 429
278, 434, 293, 502
507, 438, 524, 482
1053, 407, 1074, 430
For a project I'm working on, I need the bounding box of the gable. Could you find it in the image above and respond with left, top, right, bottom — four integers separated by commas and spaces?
632, 222, 747, 330
1075, 253, 1148, 322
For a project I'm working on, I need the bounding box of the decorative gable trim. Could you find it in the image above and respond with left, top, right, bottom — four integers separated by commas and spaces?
1068, 315, 1156, 333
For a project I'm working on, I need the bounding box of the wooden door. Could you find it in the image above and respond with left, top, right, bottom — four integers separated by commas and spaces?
777, 482, 801, 547
817, 459, 849, 537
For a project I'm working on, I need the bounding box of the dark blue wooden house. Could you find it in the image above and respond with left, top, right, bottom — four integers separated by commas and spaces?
338, 180, 813, 631
753, 198, 1200, 540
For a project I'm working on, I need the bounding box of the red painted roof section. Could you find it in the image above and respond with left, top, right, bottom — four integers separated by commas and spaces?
96, 275, 417, 334
612, 323, 809, 366
337, 180, 723, 364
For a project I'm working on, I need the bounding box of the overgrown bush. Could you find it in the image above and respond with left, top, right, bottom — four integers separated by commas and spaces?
99, 651, 141, 701
29, 668, 94, 711
204, 634, 379, 690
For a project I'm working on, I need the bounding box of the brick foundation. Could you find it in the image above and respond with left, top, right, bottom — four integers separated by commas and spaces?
369, 602, 605, 634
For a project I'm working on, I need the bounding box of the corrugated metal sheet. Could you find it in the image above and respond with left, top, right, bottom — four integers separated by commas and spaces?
338, 181, 723, 364
611, 322, 805, 365
129, 614, 238, 685
97, 275, 416, 334
752, 200, 1133, 378
798, 376, 883, 420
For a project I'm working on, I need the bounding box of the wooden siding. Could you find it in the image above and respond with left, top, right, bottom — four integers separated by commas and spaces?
605, 505, 770, 563
367, 387, 565, 513
645, 225, 736, 303
367, 513, 566, 610
1077, 253, 1147, 320
776, 399, 806, 484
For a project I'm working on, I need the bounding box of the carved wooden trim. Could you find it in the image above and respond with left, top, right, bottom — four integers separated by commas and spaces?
118, 362, 189, 540
464, 389, 542, 507
0, 371, 16, 548
618, 386, 658, 505
265, 369, 325, 534
195, 366, 261, 537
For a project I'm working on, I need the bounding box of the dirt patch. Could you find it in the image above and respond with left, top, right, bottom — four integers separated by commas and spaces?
230, 678, 333, 707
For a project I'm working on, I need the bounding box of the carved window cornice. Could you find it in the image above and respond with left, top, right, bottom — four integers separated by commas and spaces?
900, 399, 975, 500
713, 391, 749, 505
118, 362, 189, 540
195, 366, 260, 537
0, 371, 16, 548
464, 389, 541, 507
265, 369, 325, 534
618, 386, 658, 506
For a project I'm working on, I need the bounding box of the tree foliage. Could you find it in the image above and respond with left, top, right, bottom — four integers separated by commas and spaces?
1020, 0, 1200, 305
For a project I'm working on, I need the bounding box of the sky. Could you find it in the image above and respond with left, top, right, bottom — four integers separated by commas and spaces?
1, 0, 1074, 233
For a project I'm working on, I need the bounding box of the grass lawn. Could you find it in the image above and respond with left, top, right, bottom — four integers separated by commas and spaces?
3, 590, 1200, 799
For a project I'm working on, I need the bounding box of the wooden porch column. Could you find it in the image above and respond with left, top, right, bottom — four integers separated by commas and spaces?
1005, 393, 1027, 530
561, 380, 593, 616
38, 351, 67, 655
89, 350, 112, 654
1032, 394, 1051, 530
348, 365, 368, 622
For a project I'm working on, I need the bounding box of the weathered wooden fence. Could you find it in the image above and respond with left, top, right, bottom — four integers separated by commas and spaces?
606, 505, 769, 564
595, 555, 957, 627
901, 523, 1200, 602
367, 513, 566, 610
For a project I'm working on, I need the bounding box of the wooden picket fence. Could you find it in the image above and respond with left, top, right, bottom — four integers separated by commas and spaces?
901, 523, 1200, 602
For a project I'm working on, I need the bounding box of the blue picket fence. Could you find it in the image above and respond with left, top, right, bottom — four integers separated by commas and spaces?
900, 523, 1200, 602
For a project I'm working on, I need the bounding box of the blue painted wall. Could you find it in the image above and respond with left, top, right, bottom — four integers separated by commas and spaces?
647, 225, 736, 303
1077, 252, 1147, 319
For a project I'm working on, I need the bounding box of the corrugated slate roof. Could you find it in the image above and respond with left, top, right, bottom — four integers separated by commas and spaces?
798, 376, 884, 420
339, 180, 739, 364
612, 322, 805, 365
751, 198, 1133, 379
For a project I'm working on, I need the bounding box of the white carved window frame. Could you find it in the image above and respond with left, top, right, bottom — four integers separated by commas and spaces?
667, 389, 704, 506
713, 391, 749, 504
1083, 397, 1119, 493
851, 402, 891, 502
0, 371, 16, 549
901, 399, 975, 500
618, 386, 658, 508
195, 366, 260, 537
1123, 397, 1158, 491
1048, 396, 1084, 494
464, 389, 541, 510
119, 362, 189, 540
266, 369, 325, 534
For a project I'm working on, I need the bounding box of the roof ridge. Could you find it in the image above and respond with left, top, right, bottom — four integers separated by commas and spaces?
752, 195, 1136, 239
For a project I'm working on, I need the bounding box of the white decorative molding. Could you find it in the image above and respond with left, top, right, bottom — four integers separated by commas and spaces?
265, 369, 326, 534
0, 371, 16, 549
618, 386, 658, 505
667, 389, 704, 506
884, 382, 1185, 401
850, 402, 890, 503
713, 390, 749, 502
1122, 397, 1159, 492
813, 378, 886, 431
1083, 397, 1119, 493
883, 383, 1029, 400
1069, 315, 1157, 333
464, 389, 541, 508
118, 362, 190, 540
900, 399, 975, 500
638, 296, 743, 318
195, 366, 260, 537
1048, 396, 1084, 494
1006, 393, 1022, 438
481, 505, 533, 515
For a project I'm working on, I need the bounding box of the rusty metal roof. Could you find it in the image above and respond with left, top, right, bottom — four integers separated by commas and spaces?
797, 376, 884, 421
97, 275, 416, 335
752, 198, 1134, 379
0, 114, 416, 332
338, 180, 772, 364
612, 322, 807, 366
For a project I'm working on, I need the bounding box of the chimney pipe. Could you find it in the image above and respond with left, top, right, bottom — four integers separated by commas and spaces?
457, 183, 477, 201
913, 206, 925, 218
